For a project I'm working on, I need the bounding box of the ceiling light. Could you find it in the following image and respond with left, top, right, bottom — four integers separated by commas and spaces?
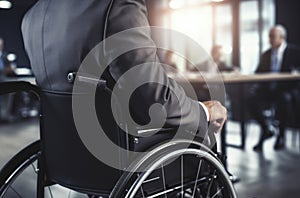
7, 53, 16, 62
0, 0, 12, 9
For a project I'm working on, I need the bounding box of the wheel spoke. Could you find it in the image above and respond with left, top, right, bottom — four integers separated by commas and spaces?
206, 170, 217, 198
140, 185, 145, 198
136, 173, 146, 198
181, 155, 183, 198
9, 186, 23, 198
211, 186, 224, 198
192, 158, 202, 197
31, 163, 38, 174
161, 163, 167, 198
48, 186, 54, 198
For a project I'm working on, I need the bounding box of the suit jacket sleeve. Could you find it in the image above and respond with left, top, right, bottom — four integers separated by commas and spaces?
256, 50, 271, 73
105, 0, 208, 135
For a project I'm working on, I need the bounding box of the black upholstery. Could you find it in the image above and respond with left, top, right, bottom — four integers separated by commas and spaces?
39, 88, 179, 195
40, 90, 122, 195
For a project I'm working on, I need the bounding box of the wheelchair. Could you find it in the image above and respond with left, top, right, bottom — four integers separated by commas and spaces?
0, 80, 236, 198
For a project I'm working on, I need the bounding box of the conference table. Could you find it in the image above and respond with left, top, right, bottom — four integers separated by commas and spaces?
169, 71, 300, 84
168, 71, 300, 166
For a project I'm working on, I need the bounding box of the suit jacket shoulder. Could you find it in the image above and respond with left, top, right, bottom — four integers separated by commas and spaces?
22, 0, 111, 91
281, 44, 300, 71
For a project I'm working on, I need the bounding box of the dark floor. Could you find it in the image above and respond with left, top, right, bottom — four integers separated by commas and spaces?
0, 118, 300, 197
225, 121, 300, 198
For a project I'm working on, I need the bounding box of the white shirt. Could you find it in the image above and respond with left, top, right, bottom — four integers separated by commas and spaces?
199, 102, 210, 121
271, 42, 287, 72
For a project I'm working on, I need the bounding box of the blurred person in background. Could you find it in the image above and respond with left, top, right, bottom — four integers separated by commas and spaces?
211, 45, 239, 72
250, 25, 300, 151
160, 49, 178, 73
0, 37, 13, 78
193, 45, 239, 73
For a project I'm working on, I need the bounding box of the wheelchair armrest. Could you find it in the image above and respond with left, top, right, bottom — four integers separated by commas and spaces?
137, 127, 217, 147
136, 127, 217, 152
137, 127, 176, 136
0, 81, 39, 95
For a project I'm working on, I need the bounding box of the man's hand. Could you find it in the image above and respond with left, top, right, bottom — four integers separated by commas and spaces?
203, 101, 227, 133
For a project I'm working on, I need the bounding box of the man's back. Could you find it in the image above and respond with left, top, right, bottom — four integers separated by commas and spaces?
22, 0, 111, 91
22, 0, 213, 136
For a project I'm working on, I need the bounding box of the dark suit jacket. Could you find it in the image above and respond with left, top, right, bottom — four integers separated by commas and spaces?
257, 44, 300, 73
21, 0, 208, 135
256, 44, 300, 92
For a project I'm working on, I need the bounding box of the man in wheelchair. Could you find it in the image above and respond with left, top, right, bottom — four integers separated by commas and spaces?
0, 0, 236, 197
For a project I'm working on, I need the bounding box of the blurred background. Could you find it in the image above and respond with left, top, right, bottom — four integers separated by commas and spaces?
0, 0, 300, 197
1, 0, 300, 73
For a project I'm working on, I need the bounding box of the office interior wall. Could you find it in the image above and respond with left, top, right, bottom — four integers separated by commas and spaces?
276, 0, 300, 46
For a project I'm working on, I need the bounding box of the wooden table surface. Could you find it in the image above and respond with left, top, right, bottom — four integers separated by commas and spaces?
168, 72, 300, 84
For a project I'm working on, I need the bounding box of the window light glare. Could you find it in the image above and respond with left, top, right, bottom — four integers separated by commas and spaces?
7, 53, 16, 62
169, 0, 185, 9
223, 46, 232, 54
0, 0, 12, 9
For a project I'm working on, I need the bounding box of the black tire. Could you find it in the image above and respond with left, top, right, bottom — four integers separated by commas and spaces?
0, 141, 103, 198
0, 140, 40, 197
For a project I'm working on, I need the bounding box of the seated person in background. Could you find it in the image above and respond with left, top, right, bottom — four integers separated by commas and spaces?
190, 45, 239, 101
211, 45, 239, 72
250, 25, 300, 151
193, 45, 239, 73
160, 49, 178, 73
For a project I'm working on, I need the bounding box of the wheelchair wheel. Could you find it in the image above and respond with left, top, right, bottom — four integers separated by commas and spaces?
111, 139, 237, 198
0, 140, 40, 197
0, 141, 93, 198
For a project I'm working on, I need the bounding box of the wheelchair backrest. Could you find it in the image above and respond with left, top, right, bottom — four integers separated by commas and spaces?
39, 80, 178, 196
39, 89, 124, 195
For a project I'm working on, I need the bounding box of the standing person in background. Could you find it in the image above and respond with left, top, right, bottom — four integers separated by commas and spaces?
251, 25, 300, 151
